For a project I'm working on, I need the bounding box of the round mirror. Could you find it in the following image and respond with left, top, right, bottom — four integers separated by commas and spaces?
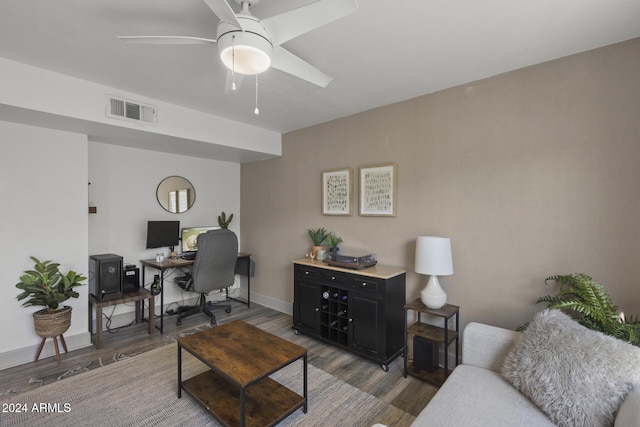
156, 176, 195, 213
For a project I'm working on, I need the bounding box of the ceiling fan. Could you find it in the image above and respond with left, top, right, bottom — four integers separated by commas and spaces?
118, 0, 358, 91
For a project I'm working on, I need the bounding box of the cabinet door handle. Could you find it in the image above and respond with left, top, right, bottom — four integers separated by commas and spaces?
331, 276, 336, 280
348, 318, 353, 323
305, 271, 309, 275
315, 307, 319, 312
362, 282, 367, 287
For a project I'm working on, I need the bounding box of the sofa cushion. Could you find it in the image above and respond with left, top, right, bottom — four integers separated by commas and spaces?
412, 364, 555, 426
462, 322, 522, 372
615, 386, 640, 427
502, 309, 640, 427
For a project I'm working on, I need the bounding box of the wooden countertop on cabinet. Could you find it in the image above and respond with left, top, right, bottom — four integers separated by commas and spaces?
292, 259, 406, 280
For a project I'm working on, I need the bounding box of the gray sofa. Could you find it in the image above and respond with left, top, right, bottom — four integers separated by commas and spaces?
409, 321, 640, 426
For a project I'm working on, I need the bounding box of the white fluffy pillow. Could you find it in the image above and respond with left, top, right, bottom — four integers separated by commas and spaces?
502, 309, 640, 427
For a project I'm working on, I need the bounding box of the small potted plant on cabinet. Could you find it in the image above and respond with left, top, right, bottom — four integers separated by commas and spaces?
15, 256, 87, 362
325, 232, 343, 260
307, 227, 329, 258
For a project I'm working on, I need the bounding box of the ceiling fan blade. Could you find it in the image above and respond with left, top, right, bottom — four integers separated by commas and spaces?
203, 0, 243, 29
271, 46, 332, 88
225, 69, 245, 94
261, 0, 358, 45
117, 36, 217, 45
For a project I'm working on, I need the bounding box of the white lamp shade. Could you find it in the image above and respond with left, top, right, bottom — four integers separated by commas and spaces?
415, 236, 453, 276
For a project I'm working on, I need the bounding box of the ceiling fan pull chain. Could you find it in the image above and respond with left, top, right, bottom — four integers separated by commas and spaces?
231, 35, 237, 92
254, 74, 260, 115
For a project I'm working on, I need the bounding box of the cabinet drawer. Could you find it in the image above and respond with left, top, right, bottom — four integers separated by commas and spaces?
296, 266, 319, 280
352, 278, 379, 293
323, 272, 347, 284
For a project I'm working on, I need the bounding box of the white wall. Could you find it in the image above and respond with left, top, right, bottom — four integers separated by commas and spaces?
0, 57, 281, 160
0, 121, 89, 366
0, 55, 272, 370
88, 142, 240, 319
0, 125, 242, 369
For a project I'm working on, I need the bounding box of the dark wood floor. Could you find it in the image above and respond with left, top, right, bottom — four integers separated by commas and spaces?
0, 301, 438, 417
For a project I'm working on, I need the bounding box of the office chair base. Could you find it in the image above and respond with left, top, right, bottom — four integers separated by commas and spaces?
176, 295, 232, 326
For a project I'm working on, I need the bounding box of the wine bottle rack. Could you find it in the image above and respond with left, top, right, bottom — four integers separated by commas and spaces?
319, 286, 349, 347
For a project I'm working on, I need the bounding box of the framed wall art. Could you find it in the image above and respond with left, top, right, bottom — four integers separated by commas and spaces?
322, 168, 352, 216
359, 163, 397, 216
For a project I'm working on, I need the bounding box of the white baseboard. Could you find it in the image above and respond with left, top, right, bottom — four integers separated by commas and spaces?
249, 292, 292, 316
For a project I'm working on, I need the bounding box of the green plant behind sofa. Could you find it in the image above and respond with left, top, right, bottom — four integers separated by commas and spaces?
529, 273, 640, 345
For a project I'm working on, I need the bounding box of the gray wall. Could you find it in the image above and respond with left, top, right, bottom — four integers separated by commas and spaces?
240, 37, 640, 330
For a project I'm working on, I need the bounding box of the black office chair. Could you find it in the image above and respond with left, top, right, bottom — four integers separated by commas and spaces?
175, 229, 237, 325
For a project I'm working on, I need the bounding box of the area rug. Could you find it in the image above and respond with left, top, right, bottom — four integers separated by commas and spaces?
0, 341, 414, 427
2, 322, 215, 393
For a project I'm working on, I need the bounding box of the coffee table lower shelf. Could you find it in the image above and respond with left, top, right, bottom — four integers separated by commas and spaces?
182, 370, 306, 427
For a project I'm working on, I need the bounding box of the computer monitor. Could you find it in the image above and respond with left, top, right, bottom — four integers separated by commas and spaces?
181, 226, 220, 253
146, 221, 180, 250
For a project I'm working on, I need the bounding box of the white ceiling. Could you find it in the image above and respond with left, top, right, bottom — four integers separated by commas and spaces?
0, 0, 639, 133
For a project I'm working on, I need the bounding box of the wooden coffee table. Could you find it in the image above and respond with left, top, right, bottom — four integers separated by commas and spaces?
177, 320, 308, 427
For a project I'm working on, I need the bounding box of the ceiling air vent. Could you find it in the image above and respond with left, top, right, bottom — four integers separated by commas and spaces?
106, 95, 157, 124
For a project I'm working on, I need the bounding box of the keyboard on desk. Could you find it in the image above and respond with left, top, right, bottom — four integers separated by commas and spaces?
180, 252, 197, 260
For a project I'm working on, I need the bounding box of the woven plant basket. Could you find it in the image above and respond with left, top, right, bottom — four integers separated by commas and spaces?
33, 306, 72, 338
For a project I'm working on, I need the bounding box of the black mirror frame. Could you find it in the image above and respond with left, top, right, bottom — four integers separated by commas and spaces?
156, 176, 196, 213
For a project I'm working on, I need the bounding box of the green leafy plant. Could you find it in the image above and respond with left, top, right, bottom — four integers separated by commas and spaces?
307, 227, 329, 246
324, 232, 343, 250
526, 273, 639, 345
218, 211, 234, 229
16, 257, 87, 314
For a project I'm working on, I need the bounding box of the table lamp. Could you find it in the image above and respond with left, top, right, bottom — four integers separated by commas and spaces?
415, 236, 453, 309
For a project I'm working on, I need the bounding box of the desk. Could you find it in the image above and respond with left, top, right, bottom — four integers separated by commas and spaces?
88, 289, 155, 349
140, 253, 252, 333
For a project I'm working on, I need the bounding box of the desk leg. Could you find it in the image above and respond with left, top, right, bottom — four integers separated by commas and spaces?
142, 265, 164, 334
159, 271, 164, 334
148, 294, 155, 335
141, 267, 146, 322
246, 260, 251, 308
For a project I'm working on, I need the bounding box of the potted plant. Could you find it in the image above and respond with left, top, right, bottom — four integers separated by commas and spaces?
16, 256, 87, 342
521, 273, 640, 345
218, 211, 234, 229
325, 232, 343, 260
307, 227, 329, 258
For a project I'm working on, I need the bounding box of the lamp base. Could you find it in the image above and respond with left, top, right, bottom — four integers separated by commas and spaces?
421, 275, 447, 309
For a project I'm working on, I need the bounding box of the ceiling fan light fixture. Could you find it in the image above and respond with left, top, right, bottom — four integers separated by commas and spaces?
220, 42, 271, 75
217, 17, 273, 75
